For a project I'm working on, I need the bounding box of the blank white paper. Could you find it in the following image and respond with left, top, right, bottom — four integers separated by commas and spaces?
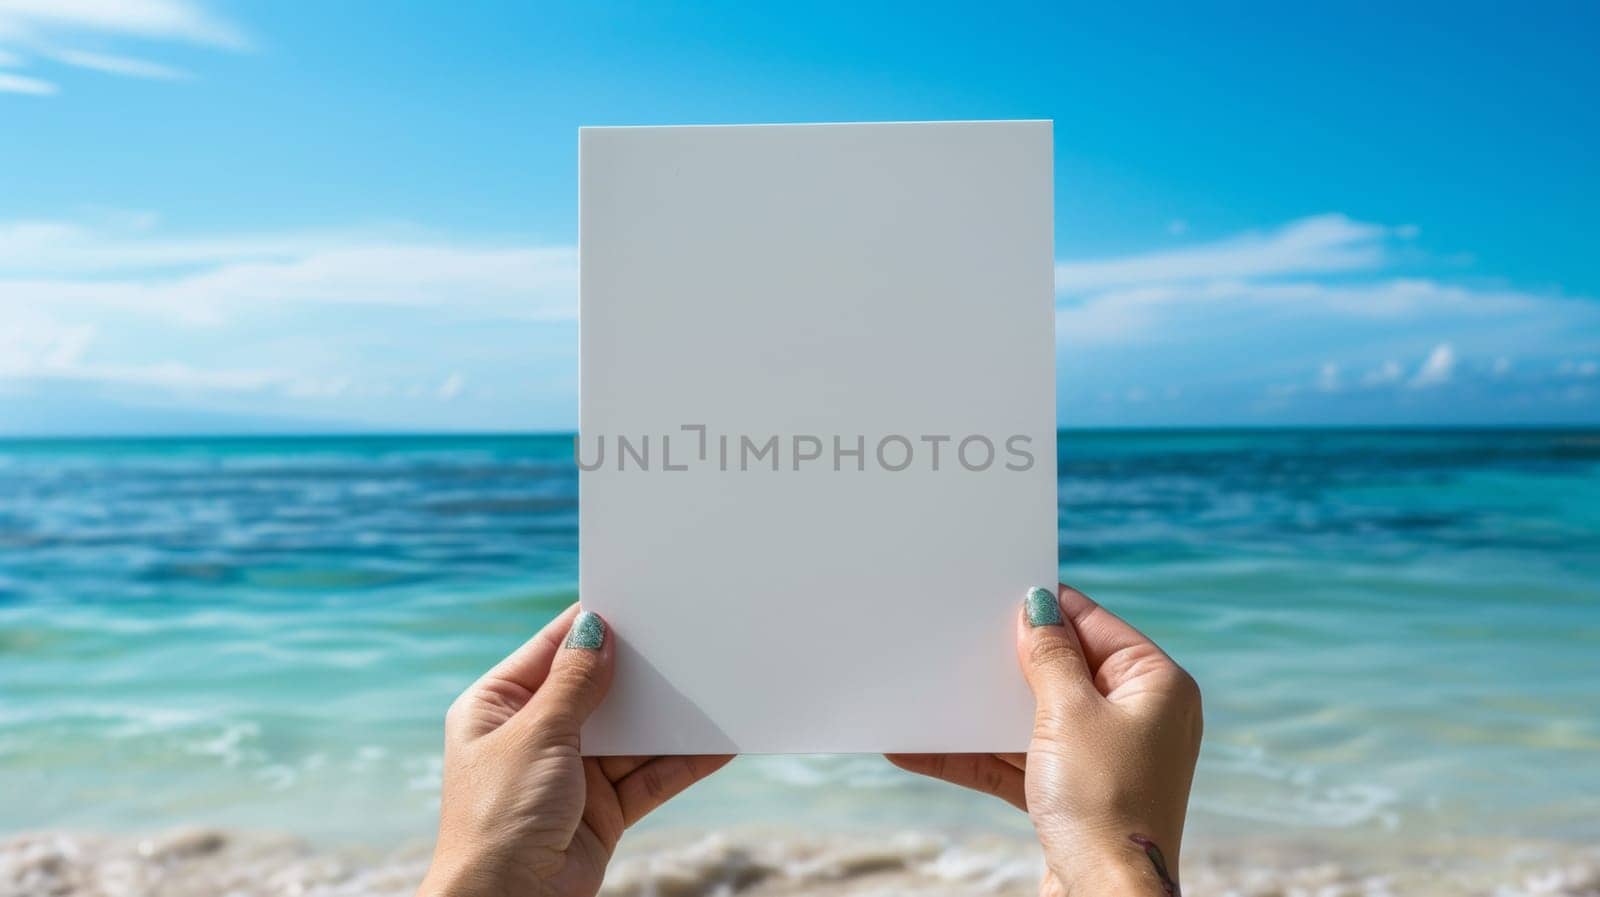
578, 120, 1057, 754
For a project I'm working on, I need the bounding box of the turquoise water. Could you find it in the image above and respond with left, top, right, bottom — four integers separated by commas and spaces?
1, 431, 1597, 845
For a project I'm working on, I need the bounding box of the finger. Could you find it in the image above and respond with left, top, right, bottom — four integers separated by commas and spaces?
1055, 584, 1167, 672
615, 755, 734, 827
886, 753, 1026, 812
446, 603, 582, 740
479, 602, 582, 694
1016, 586, 1100, 713
581, 758, 627, 851
1055, 584, 1183, 698
512, 610, 615, 747
599, 755, 651, 782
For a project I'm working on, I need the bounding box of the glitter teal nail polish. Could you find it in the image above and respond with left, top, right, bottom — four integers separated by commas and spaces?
1024, 586, 1062, 627
565, 611, 606, 650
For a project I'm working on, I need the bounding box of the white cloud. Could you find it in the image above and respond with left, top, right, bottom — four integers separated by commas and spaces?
436, 372, 466, 400
1055, 215, 1593, 370
0, 0, 241, 94
283, 376, 351, 399
1316, 362, 1342, 393
1409, 343, 1456, 388
1278, 346, 1483, 399
0, 215, 588, 428
0, 217, 348, 272
1056, 213, 1389, 293
0, 68, 51, 93
0, 317, 281, 392
0, 217, 579, 326
49, 48, 186, 80
0, 0, 245, 48
0, 315, 92, 374
75, 362, 284, 391
5, 209, 1596, 431
1055, 275, 1549, 345
1362, 360, 1404, 387
0, 215, 577, 413
1054, 212, 1600, 424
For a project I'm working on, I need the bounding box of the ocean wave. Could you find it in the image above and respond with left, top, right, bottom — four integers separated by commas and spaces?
1195, 743, 1402, 831
746, 756, 910, 790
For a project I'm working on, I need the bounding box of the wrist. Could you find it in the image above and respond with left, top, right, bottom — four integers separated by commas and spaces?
417, 853, 500, 897
1047, 833, 1180, 897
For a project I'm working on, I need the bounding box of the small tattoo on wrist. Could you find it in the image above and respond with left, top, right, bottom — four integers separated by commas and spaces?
1129, 834, 1179, 897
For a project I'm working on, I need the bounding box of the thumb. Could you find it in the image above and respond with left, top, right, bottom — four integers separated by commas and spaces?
516, 609, 615, 747
1016, 586, 1099, 715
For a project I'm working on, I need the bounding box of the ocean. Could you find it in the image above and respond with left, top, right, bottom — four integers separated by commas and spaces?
2, 430, 1598, 887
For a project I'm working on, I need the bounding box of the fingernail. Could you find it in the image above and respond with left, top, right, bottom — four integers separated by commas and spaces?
564, 610, 606, 650
1024, 586, 1063, 627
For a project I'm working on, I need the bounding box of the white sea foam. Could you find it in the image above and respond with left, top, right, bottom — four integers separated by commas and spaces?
1197, 742, 1403, 830
5, 827, 1599, 897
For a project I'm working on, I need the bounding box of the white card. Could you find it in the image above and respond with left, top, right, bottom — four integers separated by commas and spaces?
578, 120, 1056, 754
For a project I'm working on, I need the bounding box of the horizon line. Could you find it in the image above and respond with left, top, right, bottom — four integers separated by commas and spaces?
3, 422, 1600, 443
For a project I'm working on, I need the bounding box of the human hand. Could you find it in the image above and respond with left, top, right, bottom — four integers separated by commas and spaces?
889, 584, 1202, 896
418, 603, 732, 897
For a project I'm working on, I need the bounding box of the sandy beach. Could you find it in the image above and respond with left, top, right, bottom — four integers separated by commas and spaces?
6, 826, 1600, 897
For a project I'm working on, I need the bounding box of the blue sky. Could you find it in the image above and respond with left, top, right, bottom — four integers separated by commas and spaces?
1, 1, 1597, 433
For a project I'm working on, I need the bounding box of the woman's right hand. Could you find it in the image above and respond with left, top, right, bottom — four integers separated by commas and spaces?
418, 604, 731, 897
890, 584, 1203, 896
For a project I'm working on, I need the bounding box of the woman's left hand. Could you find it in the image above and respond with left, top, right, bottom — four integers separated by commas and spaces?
418, 603, 732, 897
888, 583, 1202, 897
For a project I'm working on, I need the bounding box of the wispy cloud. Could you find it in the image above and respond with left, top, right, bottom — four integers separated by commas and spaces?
0, 68, 51, 93
0, 216, 578, 325
1057, 213, 1600, 423
1362, 360, 1404, 387
0, 214, 576, 429
0, 0, 245, 48
48, 48, 187, 80
0, 0, 242, 94
0, 216, 342, 272
4, 210, 1598, 432
436, 372, 467, 401
1056, 214, 1391, 293
1316, 362, 1342, 393
1409, 343, 1456, 388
